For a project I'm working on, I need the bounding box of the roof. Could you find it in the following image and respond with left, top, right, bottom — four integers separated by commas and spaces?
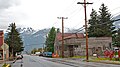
56, 33, 84, 41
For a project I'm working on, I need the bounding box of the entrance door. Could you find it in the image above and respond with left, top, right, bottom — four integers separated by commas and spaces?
69, 45, 74, 57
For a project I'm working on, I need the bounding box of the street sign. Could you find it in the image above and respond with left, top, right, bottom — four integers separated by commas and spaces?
1, 43, 9, 50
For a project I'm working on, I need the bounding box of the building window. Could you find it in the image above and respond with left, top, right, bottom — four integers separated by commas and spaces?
103, 45, 106, 50
92, 47, 95, 54
109, 43, 112, 49
74, 45, 78, 48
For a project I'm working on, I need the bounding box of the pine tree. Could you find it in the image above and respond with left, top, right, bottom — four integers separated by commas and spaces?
88, 3, 115, 37
45, 27, 56, 53
98, 3, 115, 37
88, 9, 99, 37
113, 28, 120, 47
5, 23, 24, 56
117, 29, 120, 46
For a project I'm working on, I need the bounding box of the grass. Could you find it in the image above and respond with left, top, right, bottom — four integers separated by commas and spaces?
69, 56, 120, 62
69, 56, 86, 59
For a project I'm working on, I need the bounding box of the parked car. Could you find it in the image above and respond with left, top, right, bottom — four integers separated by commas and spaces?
43, 52, 52, 57
39, 53, 43, 56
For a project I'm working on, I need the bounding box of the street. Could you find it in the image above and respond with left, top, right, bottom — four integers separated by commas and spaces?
11, 55, 120, 67
12, 55, 76, 67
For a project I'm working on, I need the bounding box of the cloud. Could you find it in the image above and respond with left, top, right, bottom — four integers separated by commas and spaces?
0, 0, 19, 10
0, 0, 26, 30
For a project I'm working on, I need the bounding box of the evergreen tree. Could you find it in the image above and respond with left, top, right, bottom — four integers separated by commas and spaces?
98, 3, 115, 37
88, 3, 115, 37
57, 28, 60, 33
113, 28, 120, 47
45, 27, 56, 53
5, 23, 24, 56
88, 9, 99, 37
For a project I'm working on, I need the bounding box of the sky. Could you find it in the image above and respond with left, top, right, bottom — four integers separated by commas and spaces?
0, 0, 120, 31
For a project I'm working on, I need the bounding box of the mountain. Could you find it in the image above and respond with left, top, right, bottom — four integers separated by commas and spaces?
113, 15, 120, 29
17, 27, 50, 52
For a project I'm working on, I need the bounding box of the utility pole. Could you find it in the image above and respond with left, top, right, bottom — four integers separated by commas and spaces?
57, 17, 68, 58
77, 0, 93, 61
12, 28, 14, 60
42, 43, 44, 53
2, 31, 6, 63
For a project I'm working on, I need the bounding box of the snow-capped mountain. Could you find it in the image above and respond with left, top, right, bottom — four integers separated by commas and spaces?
17, 27, 50, 52
17, 27, 36, 34
113, 15, 120, 29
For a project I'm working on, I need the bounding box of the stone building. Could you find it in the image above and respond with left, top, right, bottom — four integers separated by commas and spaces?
54, 33, 112, 57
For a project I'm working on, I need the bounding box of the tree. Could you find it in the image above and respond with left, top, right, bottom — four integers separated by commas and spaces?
38, 48, 43, 52
31, 48, 37, 54
98, 3, 115, 37
57, 28, 60, 33
45, 27, 56, 53
88, 9, 99, 37
113, 28, 120, 47
5, 23, 24, 57
88, 3, 115, 37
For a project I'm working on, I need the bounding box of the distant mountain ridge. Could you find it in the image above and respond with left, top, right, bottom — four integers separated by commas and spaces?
17, 27, 50, 52
113, 15, 120, 29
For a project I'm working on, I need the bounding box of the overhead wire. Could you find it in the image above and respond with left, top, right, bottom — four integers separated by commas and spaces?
47, 0, 80, 30
66, 0, 101, 29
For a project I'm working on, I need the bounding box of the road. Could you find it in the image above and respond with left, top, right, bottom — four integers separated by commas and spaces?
12, 55, 120, 67
12, 55, 76, 67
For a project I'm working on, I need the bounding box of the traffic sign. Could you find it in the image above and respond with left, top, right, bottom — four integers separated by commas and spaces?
1, 43, 9, 50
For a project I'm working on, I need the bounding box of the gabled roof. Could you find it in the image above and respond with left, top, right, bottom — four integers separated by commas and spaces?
56, 33, 84, 41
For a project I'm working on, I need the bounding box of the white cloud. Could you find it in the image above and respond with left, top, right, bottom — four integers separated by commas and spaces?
1, 0, 120, 30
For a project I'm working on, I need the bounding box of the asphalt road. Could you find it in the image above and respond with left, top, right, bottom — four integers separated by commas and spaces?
12, 55, 76, 67
12, 55, 120, 67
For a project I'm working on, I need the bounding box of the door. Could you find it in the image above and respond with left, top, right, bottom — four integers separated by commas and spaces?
69, 45, 74, 57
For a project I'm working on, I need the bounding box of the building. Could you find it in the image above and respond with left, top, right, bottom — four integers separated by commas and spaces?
54, 33, 84, 57
0, 30, 9, 60
0, 30, 4, 59
54, 33, 112, 57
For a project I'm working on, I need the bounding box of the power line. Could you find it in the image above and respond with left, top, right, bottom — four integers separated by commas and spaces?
67, 0, 101, 30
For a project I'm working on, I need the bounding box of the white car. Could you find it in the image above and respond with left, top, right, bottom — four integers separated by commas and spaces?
17, 55, 23, 59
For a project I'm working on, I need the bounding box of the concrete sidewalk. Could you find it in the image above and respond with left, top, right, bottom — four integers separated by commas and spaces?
0, 60, 14, 67
52, 58, 120, 65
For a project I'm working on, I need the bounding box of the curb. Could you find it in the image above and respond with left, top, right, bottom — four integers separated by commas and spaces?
55, 58, 120, 65
89, 60, 120, 65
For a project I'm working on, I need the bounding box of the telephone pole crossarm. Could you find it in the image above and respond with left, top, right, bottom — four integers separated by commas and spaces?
77, 2, 93, 4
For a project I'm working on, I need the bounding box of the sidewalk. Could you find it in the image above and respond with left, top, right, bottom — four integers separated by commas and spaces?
89, 59, 120, 65
53, 57, 120, 65
0, 60, 14, 67
0, 60, 4, 67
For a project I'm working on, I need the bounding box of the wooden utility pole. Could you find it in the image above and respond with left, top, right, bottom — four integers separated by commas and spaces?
57, 17, 68, 58
77, 0, 93, 61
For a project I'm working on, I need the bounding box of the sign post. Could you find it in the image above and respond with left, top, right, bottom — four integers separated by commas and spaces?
1, 43, 9, 63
